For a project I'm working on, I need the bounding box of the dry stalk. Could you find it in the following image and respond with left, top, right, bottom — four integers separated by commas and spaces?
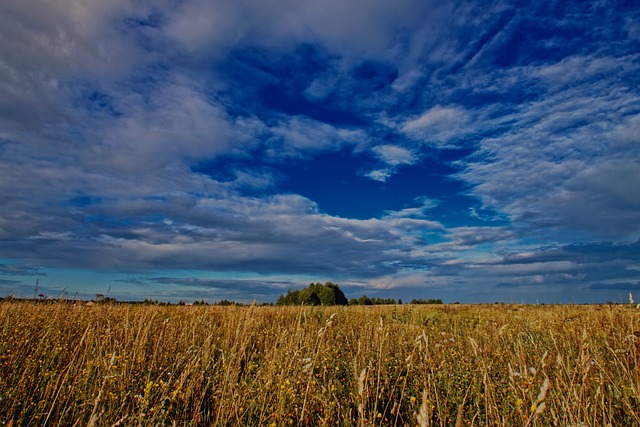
87, 352, 117, 427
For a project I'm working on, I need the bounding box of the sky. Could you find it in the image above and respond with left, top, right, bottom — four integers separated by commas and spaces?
1, 0, 639, 304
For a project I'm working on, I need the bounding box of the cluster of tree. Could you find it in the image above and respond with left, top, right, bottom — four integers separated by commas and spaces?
169, 299, 253, 306
347, 296, 401, 305
184, 299, 243, 306
276, 282, 348, 306
277, 282, 444, 306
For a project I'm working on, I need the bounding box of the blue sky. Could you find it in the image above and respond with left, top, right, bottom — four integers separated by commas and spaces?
1, 0, 639, 303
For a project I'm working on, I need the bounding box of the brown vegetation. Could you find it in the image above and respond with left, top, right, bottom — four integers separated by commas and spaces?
1, 302, 638, 426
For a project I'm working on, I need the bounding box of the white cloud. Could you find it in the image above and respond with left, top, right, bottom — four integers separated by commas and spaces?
0, 188, 447, 279
469, 261, 577, 276
535, 55, 627, 88
269, 116, 366, 155
384, 197, 439, 219
163, 0, 437, 60
362, 145, 417, 182
230, 169, 278, 190
365, 272, 435, 290
372, 145, 416, 166
401, 105, 469, 144
454, 53, 640, 241
0, 0, 161, 137
364, 169, 392, 182
97, 82, 235, 173
1, 0, 638, 303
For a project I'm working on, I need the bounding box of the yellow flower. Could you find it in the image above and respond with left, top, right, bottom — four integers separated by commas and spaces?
516, 398, 523, 406
410, 396, 417, 404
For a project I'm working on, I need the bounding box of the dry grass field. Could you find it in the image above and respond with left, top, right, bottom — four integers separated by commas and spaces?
1, 301, 638, 426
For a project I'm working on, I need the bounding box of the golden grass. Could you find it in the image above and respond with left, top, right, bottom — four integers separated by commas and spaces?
1, 302, 638, 426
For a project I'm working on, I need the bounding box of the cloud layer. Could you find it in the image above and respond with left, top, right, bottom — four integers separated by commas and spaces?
1, 0, 639, 302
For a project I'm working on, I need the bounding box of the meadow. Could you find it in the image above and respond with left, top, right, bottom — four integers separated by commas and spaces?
0, 301, 638, 426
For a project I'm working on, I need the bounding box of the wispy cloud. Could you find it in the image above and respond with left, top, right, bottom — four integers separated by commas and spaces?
0, 263, 47, 277
269, 116, 367, 155
401, 106, 469, 146
1, 0, 638, 302
589, 282, 640, 291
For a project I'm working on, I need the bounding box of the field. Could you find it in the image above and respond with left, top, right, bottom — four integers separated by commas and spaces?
1, 301, 639, 426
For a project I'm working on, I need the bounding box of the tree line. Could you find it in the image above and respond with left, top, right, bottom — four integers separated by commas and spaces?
276, 282, 348, 306
276, 282, 442, 306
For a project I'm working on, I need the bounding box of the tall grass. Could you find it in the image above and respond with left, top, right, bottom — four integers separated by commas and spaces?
0, 302, 638, 426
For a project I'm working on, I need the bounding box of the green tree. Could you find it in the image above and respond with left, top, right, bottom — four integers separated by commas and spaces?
276, 282, 348, 306
316, 282, 348, 306
298, 288, 321, 305
276, 289, 301, 306
410, 298, 443, 304
358, 295, 373, 306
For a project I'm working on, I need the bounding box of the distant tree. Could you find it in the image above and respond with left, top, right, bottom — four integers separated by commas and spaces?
299, 288, 321, 305
276, 282, 348, 306
314, 282, 348, 306
358, 295, 373, 306
346, 295, 399, 306
277, 289, 301, 306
